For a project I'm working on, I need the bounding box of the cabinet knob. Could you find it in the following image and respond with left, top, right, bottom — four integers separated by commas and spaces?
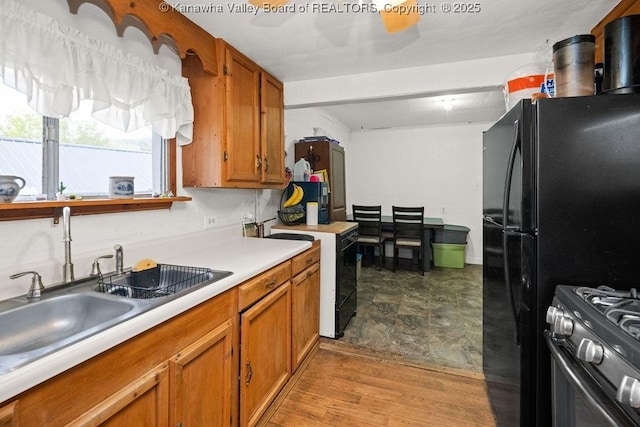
256, 155, 262, 170
264, 157, 269, 172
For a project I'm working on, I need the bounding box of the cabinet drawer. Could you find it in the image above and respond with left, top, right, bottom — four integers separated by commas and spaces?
291, 243, 320, 277
238, 261, 291, 311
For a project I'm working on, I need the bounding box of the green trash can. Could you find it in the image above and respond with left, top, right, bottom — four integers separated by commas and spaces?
432, 243, 467, 268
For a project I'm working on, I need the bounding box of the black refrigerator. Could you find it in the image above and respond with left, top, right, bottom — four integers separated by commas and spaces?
482, 94, 640, 427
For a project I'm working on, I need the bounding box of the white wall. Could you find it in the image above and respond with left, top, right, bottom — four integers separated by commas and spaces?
347, 123, 491, 265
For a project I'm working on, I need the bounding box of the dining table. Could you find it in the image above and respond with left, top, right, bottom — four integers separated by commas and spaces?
348, 215, 444, 272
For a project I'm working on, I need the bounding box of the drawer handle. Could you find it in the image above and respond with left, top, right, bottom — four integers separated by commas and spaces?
245, 362, 253, 386
265, 278, 277, 288
307, 270, 314, 278
306, 257, 314, 264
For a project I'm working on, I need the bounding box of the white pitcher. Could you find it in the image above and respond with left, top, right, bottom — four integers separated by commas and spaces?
0, 175, 26, 203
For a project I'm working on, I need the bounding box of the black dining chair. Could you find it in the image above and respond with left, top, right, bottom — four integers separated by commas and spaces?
392, 206, 425, 275
352, 205, 388, 270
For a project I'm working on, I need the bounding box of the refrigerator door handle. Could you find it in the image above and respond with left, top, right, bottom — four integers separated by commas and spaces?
482, 215, 501, 227
502, 119, 520, 231
502, 120, 521, 344
503, 230, 521, 345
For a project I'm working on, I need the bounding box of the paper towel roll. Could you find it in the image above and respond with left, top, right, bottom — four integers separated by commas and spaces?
306, 202, 318, 226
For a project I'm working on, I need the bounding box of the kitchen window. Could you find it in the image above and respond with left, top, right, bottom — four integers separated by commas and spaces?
0, 0, 194, 220
0, 83, 166, 200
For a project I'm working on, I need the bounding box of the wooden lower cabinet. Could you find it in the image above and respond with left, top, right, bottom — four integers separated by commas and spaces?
240, 282, 292, 427
291, 257, 320, 372
0, 401, 18, 427
1, 288, 238, 427
67, 363, 169, 427
169, 319, 235, 427
1, 246, 321, 427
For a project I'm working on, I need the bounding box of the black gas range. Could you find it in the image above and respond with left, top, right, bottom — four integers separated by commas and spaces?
546, 285, 640, 426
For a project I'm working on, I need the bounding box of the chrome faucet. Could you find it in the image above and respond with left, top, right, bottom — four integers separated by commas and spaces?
114, 244, 124, 275
62, 206, 74, 283
91, 254, 114, 276
10, 271, 45, 301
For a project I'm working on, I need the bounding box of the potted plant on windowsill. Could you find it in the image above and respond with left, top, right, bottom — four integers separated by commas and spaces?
56, 182, 66, 201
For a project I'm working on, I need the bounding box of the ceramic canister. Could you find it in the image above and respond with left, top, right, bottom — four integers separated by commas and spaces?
0, 175, 26, 203
109, 176, 135, 199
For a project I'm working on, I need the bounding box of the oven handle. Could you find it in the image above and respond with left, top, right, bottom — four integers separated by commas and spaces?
545, 331, 636, 427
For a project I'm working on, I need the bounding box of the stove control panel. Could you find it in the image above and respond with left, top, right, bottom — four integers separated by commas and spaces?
618, 375, 640, 408
577, 338, 604, 364
547, 306, 575, 336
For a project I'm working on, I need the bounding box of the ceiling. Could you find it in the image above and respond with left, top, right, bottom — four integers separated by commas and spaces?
182, 0, 617, 130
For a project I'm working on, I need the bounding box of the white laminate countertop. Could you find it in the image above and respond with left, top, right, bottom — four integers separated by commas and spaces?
0, 231, 311, 403
272, 221, 357, 235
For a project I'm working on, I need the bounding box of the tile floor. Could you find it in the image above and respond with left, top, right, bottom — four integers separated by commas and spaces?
340, 258, 483, 372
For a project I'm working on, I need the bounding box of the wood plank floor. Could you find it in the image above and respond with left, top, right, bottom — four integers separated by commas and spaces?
264, 342, 496, 426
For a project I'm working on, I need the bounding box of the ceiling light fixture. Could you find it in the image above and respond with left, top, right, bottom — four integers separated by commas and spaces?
247, 0, 421, 33
374, 0, 421, 33
441, 98, 455, 111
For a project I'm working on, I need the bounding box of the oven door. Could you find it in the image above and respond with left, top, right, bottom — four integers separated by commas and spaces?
545, 331, 639, 427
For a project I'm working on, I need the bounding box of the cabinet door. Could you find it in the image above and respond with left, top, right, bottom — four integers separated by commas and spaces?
329, 144, 347, 221
169, 319, 235, 427
260, 72, 285, 186
0, 401, 18, 427
66, 363, 169, 427
291, 262, 320, 372
240, 282, 291, 427
225, 47, 261, 184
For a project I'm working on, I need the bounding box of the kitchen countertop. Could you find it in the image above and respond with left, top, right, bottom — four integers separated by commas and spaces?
272, 221, 357, 234
0, 231, 311, 403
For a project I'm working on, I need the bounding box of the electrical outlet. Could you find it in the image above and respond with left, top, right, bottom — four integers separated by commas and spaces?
204, 216, 217, 229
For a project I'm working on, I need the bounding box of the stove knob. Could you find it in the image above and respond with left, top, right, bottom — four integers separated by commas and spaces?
546, 306, 562, 324
577, 338, 604, 364
617, 376, 640, 408
553, 315, 574, 336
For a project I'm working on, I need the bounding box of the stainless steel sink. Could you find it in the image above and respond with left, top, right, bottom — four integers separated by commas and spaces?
0, 265, 233, 375
0, 293, 135, 356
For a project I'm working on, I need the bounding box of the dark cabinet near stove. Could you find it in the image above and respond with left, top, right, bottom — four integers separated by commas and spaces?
295, 141, 346, 221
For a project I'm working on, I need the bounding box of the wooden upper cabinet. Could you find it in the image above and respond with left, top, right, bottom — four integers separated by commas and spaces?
591, 0, 640, 63
261, 72, 285, 186
182, 39, 285, 189
225, 47, 261, 184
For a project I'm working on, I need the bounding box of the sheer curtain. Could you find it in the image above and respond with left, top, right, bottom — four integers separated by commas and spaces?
0, 0, 193, 144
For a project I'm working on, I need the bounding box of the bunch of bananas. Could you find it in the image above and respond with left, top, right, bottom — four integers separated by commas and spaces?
283, 184, 304, 208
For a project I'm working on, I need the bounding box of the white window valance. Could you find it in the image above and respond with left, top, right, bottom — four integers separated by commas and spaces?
0, 0, 193, 145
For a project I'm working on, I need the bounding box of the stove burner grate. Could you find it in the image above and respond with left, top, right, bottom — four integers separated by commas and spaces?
575, 286, 640, 340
